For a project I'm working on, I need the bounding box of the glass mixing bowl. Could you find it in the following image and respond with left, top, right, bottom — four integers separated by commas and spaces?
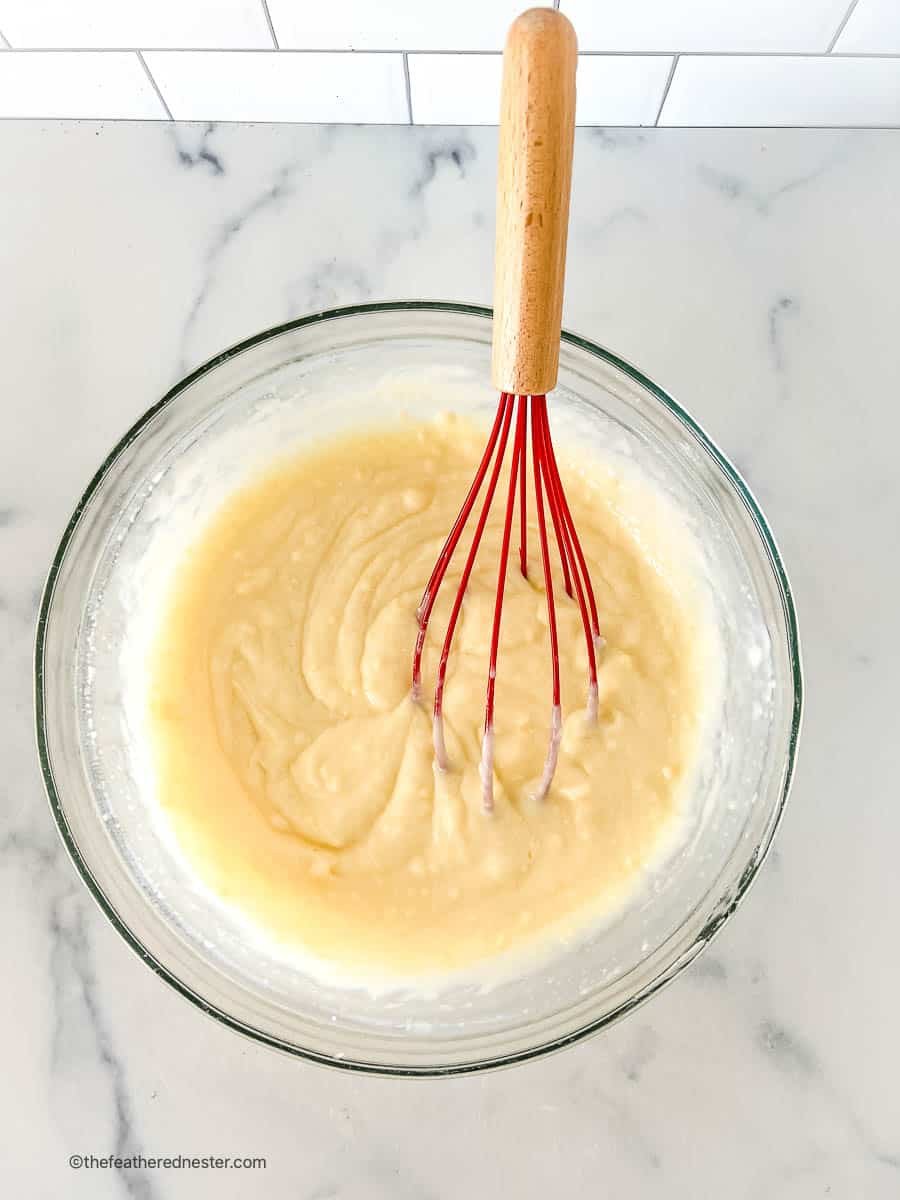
35, 302, 802, 1075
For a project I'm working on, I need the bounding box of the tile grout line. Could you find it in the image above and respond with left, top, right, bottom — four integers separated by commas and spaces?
654, 54, 679, 126
2, 47, 900, 58
259, 0, 280, 50
402, 51, 413, 124
136, 50, 174, 120
0, 116, 898, 128
827, 0, 862, 53
0, 27, 9, 48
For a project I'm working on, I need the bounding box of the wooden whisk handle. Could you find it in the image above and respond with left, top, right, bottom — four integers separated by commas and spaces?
491, 8, 577, 396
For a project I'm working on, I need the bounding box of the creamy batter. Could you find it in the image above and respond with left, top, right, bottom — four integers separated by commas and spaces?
150, 413, 708, 976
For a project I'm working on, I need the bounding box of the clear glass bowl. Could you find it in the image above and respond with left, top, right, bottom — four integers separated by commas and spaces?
35, 302, 802, 1076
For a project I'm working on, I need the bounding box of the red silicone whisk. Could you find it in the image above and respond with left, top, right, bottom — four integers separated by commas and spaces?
412, 8, 601, 811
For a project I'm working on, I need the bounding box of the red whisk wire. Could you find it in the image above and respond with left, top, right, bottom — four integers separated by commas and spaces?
532, 403, 561, 710
412, 395, 508, 700
541, 423, 574, 599
480, 395, 528, 811
518, 420, 528, 579
412, 391, 602, 810
430, 395, 516, 768
531, 397, 564, 802
535, 398, 598, 715
540, 403, 601, 642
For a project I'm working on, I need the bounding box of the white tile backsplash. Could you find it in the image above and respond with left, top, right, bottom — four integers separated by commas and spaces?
561, 0, 852, 52
0, 0, 273, 48
144, 50, 408, 122
409, 52, 674, 125
577, 55, 676, 126
408, 55, 501, 125
834, 0, 900, 54
267, 0, 537, 51
1, 0, 900, 125
661, 55, 900, 126
0, 51, 167, 117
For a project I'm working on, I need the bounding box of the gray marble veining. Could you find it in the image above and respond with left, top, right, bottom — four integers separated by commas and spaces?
1, 122, 898, 1198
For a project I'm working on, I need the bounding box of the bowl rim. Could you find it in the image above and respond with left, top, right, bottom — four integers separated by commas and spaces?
34, 299, 803, 1077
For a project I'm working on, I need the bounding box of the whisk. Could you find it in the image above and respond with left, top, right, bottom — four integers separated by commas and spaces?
412, 8, 602, 811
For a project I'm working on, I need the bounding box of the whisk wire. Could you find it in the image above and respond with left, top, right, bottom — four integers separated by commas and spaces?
411, 397, 508, 702
541, 406, 602, 643
479, 395, 529, 811
535, 398, 600, 721
429, 396, 516, 769
413, 393, 601, 810
518, 416, 528, 579
531, 397, 563, 803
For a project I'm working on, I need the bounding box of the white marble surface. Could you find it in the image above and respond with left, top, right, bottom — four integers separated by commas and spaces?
1, 122, 898, 1197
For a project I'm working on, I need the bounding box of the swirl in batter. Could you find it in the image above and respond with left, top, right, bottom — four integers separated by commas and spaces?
150, 414, 707, 975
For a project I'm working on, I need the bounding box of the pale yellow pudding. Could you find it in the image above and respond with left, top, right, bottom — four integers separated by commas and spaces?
150, 414, 708, 976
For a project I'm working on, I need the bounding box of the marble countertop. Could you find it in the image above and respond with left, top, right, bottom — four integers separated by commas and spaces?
2, 122, 898, 1198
